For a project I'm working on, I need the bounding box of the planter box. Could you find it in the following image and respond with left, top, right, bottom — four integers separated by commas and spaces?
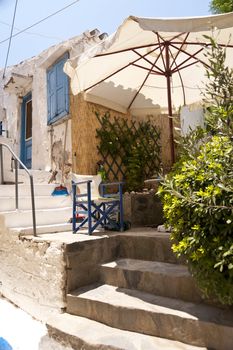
123, 190, 164, 227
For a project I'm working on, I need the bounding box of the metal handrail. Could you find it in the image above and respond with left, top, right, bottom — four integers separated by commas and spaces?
0, 142, 36, 236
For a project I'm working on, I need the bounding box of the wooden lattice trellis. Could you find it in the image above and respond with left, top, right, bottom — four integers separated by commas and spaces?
96, 112, 161, 191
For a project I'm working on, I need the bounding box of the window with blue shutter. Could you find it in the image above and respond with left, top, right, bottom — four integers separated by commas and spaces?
47, 52, 69, 124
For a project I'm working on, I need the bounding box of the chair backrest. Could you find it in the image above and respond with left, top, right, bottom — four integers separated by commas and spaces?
72, 174, 102, 198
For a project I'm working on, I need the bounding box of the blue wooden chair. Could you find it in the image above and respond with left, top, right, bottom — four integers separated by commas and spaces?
72, 174, 124, 235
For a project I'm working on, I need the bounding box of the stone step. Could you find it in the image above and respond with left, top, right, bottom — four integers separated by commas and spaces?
47, 313, 207, 350
67, 284, 233, 350
10, 222, 72, 236
65, 230, 184, 294
0, 195, 72, 211
1, 207, 72, 228
100, 258, 203, 303
118, 231, 182, 264
3, 169, 52, 184
0, 184, 62, 197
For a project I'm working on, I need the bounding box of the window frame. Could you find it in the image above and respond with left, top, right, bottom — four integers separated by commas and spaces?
47, 52, 69, 125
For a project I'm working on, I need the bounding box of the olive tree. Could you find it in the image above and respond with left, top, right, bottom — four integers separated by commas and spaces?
210, 0, 233, 14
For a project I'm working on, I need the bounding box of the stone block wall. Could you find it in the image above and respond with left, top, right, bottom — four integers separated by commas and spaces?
0, 226, 67, 320
65, 236, 119, 292
123, 191, 164, 227
132, 114, 175, 173
70, 93, 174, 176
70, 93, 128, 175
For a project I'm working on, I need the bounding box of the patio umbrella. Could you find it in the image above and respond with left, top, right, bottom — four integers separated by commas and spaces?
64, 13, 233, 162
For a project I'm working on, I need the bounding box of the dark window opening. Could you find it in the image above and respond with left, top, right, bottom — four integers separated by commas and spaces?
25, 100, 32, 140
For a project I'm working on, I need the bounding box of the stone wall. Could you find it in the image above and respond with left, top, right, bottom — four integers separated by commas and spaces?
132, 114, 175, 173
0, 32, 102, 173
0, 226, 67, 320
65, 236, 119, 292
70, 93, 129, 175
0, 136, 13, 181
70, 93, 174, 176
123, 191, 164, 227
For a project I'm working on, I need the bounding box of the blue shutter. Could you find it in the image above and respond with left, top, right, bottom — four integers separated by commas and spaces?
47, 66, 56, 122
56, 58, 67, 115
47, 52, 69, 124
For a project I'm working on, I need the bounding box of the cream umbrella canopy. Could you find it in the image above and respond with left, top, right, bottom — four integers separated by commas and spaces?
64, 13, 233, 162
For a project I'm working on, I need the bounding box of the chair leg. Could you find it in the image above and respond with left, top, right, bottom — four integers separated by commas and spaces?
87, 209, 92, 234
87, 181, 92, 235
119, 201, 124, 231
103, 203, 107, 226
72, 183, 77, 233
119, 184, 124, 232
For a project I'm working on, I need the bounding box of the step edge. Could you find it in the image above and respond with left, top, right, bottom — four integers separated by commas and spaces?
47, 313, 207, 350
67, 284, 233, 327
101, 258, 189, 275
0, 206, 72, 214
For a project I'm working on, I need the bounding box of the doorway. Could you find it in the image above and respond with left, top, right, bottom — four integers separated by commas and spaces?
20, 92, 32, 169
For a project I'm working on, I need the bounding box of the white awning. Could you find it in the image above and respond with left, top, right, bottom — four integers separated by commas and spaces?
64, 12, 233, 115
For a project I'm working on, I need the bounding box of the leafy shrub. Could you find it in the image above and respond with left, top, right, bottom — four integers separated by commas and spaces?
158, 135, 233, 304
202, 36, 233, 137
158, 38, 233, 305
210, 0, 233, 14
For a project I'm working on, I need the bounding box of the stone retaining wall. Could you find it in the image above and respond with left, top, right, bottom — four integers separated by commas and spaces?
70, 94, 174, 176
123, 191, 164, 227
0, 225, 67, 320
65, 236, 119, 292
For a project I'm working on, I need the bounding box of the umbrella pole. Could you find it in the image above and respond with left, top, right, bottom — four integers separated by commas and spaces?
165, 44, 175, 164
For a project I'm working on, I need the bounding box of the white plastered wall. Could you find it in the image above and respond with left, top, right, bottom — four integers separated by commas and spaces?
180, 103, 204, 135
0, 32, 102, 174
0, 223, 67, 320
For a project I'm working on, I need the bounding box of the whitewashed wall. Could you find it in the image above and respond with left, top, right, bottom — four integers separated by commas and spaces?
180, 104, 204, 135
0, 224, 67, 320
0, 32, 102, 174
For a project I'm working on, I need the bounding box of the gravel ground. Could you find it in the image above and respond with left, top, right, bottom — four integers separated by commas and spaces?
0, 297, 72, 350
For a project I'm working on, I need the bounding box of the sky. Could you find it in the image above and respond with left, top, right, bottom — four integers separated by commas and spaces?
0, 0, 211, 68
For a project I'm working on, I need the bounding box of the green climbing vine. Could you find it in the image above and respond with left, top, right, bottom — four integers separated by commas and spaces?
96, 112, 161, 192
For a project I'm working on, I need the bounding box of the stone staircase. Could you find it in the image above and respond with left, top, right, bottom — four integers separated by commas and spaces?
0, 169, 232, 349
47, 231, 233, 350
99, 258, 202, 302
